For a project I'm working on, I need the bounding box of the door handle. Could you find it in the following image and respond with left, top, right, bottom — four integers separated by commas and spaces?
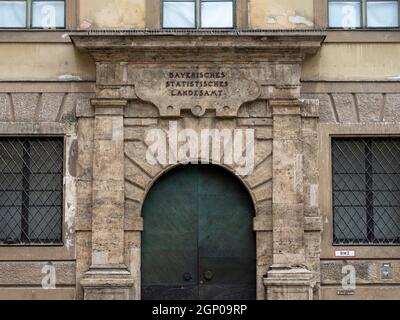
183, 272, 192, 281
203, 270, 213, 281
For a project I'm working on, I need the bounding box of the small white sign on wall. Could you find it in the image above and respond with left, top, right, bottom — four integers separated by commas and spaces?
335, 250, 356, 257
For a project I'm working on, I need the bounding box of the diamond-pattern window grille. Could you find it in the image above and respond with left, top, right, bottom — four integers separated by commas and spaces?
0, 137, 63, 245
332, 137, 400, 245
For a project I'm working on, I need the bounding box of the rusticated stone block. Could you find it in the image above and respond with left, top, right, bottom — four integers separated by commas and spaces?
302, 94, 336, 123
0, 93, 12, 121
0, 262, 75, 286
37, 93, 65, 122
357, 94, 383, 122
331, 94, 357, 123
384, 94, 400, 122
11, 93, 39, 121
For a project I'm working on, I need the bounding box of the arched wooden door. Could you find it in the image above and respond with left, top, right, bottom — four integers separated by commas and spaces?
141, 165, 256, 300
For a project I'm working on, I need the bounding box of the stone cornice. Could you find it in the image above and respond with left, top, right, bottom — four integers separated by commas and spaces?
70, 30, 326, 62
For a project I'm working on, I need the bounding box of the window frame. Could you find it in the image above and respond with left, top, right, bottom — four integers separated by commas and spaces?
320, 124, 400, 260
0, 135, 65, 246
146, 0, 248, 29
161, 0, 236, 29
0, 0, 73, 29
327, 0, 400, 29
331, 137, 400, 245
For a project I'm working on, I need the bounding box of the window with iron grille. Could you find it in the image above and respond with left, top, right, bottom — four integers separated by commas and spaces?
328, 0, 400, 28
0, 137, 63, 245
332, 137, 400, 245
0, 0, 66, 28
162, 0, 234, 28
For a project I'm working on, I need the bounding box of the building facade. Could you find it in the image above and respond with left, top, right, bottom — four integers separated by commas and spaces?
0, 0, 399, 300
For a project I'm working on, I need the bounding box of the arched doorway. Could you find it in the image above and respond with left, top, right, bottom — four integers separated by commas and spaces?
141, 164, 256, 300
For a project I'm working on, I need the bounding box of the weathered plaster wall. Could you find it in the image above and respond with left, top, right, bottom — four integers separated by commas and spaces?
249, 0, 314, 29
302, 44, 400, 82
79, 0, 145, 29
78, 0, 314, 30
0, 44, 95, 82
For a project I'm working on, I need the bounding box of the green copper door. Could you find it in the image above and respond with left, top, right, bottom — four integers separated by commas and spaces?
141, 165, 256, 300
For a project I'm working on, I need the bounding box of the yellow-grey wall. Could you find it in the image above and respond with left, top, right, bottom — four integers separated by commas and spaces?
303, 43, 400, 81
77, 0, 315, 30
79, 0, 145, 29
0, 1, 399, 82
1, 42, 400, 82
249, 0, 315, 29
0, 43, 94, 81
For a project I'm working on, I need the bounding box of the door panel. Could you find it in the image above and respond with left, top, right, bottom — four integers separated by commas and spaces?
197, 166, 256, 300
141, 167, 198, 300
141, 165, 256, 300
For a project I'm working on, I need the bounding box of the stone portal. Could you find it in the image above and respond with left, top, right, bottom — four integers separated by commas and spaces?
71, 30, 325, 300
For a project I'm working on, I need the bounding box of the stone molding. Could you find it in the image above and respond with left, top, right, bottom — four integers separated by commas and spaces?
70, 30, 326, 61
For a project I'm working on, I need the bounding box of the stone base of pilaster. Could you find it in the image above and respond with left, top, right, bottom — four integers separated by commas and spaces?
264, 266, 316, 300
81, 265, 134, 300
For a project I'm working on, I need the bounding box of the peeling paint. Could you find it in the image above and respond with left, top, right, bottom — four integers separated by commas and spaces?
288, 15, 314, 27
64, 129, 77, 250
64, 202, 75, 231
79, 19, 93, 30
58, 74, 83, 81
387, 75, 400, 80
267, 16, 277, 24
65, 238, 74, 250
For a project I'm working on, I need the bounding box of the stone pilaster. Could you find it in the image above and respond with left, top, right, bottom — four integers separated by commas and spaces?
81, 99, 133, 300
264, 99, 316, 300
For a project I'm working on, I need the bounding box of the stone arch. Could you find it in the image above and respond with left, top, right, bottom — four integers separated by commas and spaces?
124, 129, 273, 299
137, 160, 258, 216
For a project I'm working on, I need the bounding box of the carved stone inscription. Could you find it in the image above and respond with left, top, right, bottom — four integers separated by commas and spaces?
134, 68, 261, 117
167, 71, 228, 98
